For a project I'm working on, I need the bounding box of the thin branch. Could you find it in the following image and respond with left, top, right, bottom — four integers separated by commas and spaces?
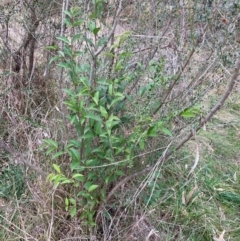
94, 0, 123, 57
58, 0, 69, 92
152, 24, 209, 116
176, 54, 240, 151
99, 54, 240, 212
89, 0, 122, 88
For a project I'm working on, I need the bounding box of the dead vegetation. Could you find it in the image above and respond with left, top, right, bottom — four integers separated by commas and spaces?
0, 0, 240, 240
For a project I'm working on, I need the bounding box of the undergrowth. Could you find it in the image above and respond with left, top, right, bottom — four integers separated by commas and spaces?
136, 94, 240, 241
1, 1, 240, 240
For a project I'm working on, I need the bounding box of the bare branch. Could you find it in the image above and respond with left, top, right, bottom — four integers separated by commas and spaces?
176, 54, 240, 150
94, 0, 123, 57
100, 54, 240, 209
152, 24, 209, 116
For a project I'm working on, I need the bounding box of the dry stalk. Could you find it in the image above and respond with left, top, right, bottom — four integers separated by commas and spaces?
0, 139, 47, 178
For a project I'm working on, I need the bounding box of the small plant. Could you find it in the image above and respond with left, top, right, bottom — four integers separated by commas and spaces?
43, 4, 139, 228
42, 2, 177, 229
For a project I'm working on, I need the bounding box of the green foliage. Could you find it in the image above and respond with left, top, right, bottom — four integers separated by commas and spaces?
41, 3, 177, 229
43, 5, 134, 228
140, 151, 240, 240
2, 0, 240, 239
0, 165, 25, 200
180, 105, 201, 118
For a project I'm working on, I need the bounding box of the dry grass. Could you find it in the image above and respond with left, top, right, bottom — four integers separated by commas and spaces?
0, 1, 240, 240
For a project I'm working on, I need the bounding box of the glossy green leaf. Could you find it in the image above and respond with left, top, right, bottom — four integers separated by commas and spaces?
70, 160, 81, 171
57, 62, 72, 70
93, 91, 99, 105
58, 51, 65, 57
77, 190, 86, 197
114, 59, 124, 70
43, 139, 58, 149
69, 114, 78, 124
161, 127, 172, 137
63, 10, 72, 17
64, 18, 72, 27
46, 173, 55, 182
93, 27, 101, 36
100, 189, 106, 202
97, 36, 107, 46
67, 140, 81, 148
63, 88, 75, 96
49, 55, 60, 64
115, 170, 125, 176
72, 173, 84, 182
139, 139, 145, 150
84, 37, 94, 46
100, 105, 108, 118
53, 164, 61, 174
64, 101, 78, 112
116, 31, 132, 45
63, 45, 72, 57
61, 179, 74, 184
109, 96, 124, 108
84, 181, 92, 190
88, 184, 99, 192
88, 21, 95, 32
85, 113, 101, 122
87, 171, 98, 180
180, 111, 195, 118
180, 105, 201, 118
69, 198, 76, 205
108, 84, 113, 96
68, 148, 80, 162
52, 151, 64, 160
70, 206, 77, 218
73, 19, 83, 27
45, 45, 58, 51
86, 159, 98, 166
104, 51, 115, 58
147, 126, 157, 137
108, 115, 120, 122
82, 131, 94, 139
72, 33, 81, 43
110, 43, 120, 50
56, 36, 70, 44
138, 86, 147, 96
52, 174, 64, 184
46, 146, 57, 156
114, 92, 124, 98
